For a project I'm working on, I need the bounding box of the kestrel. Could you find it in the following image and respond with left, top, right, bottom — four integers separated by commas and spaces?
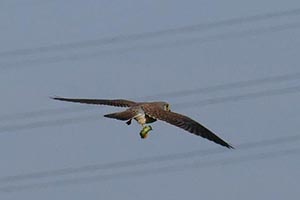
52, 97, 233, 149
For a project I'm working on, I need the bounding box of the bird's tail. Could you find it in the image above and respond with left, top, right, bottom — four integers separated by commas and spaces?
104, 110, 136, 121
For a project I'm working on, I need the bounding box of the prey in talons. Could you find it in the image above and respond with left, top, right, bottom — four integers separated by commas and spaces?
140, 125, 153, 139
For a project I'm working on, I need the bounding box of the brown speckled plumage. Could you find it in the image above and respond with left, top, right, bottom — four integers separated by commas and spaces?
52, 97, 233, 149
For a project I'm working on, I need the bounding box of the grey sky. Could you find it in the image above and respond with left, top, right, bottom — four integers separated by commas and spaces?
0, 0, 299, 199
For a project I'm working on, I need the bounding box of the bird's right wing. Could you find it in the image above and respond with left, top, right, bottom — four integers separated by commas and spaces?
143, 105, 233, 149
52, 97, 137, 107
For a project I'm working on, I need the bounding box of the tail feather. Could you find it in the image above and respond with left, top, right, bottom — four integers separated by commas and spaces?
104, 110, 136, 121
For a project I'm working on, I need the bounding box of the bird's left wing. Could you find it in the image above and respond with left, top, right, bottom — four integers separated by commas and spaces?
142, 106, 233, 149
52, 97, 137, 107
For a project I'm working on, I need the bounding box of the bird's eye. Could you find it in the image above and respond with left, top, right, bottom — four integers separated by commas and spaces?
165, 104, 171, 111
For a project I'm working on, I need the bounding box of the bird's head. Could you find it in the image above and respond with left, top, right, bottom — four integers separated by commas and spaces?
151, 102, 171, 111
160, 102, 171, 111
164, 103, 171, 111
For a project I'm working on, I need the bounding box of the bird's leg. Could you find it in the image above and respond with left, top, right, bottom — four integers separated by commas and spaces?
139, 124, 153, 139
126, 119, 132, 125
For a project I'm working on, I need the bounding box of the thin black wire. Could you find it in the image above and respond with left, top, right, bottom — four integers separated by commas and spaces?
174, 85, 300, 109
1, 71, 300, 123
0, 84, 299, 134
0, 133, 299, 184
143, 71, 300, 100
0, 106, 93, 122
1, 7, 300, 57
0, 147, 298, 193
1, 22, 300, 70
0, 114, 101, 133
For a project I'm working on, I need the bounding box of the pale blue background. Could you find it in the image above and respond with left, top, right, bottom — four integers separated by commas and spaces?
0, 0, 299, 199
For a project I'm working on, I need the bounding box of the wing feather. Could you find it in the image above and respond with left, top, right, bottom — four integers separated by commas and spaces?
52, 97, 137, 107
143, 105, 233, 149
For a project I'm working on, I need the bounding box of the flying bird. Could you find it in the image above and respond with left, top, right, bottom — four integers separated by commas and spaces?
52, 97, 233, 149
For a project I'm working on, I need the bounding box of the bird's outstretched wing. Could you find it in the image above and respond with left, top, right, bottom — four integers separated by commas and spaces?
52, 97, 137, 107
142, 105, 233, 149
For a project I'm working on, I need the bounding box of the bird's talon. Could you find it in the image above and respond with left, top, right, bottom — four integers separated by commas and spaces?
126, 119, 132, 125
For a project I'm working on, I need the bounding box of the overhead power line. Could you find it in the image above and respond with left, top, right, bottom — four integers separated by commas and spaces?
1, 22, 300, 70
0, 106, 93, 122
1, 7, 300, 58
1, 72, 300, 123
174, 85, 300, 109
143, 71, 300, 100
0, 133, 299, 184
0, 147, 299, 193
0, 114, 101, 133
0, 85, 299, 134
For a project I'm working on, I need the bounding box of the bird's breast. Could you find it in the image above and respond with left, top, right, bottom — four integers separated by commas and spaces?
134, 114, 156, 125
135, 114, 147, 125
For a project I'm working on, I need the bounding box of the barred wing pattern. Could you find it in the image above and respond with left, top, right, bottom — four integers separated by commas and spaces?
142, 105, 233, 148
52, 97, 137, 107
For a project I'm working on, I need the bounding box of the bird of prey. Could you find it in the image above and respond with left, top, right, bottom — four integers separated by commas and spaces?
52, 97, 233, 149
